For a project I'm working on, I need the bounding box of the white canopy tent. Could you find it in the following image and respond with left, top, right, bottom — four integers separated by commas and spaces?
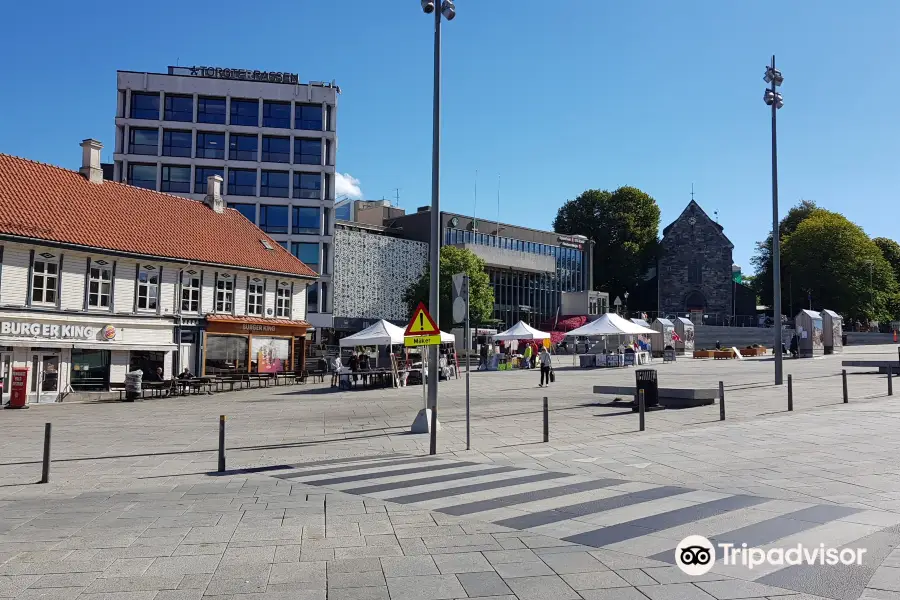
565, 313, 656, 337
493, 320, 551, 341
338, 319, 456, 347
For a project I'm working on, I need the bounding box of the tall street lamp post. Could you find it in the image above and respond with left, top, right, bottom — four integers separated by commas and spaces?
421, 0, 455, 455
764, 56, 785, 386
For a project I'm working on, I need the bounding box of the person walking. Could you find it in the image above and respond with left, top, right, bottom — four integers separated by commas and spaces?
523, 344, 533, 369
538, 347, 552, 387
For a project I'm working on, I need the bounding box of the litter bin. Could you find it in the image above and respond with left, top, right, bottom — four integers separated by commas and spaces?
635, 369, 659, 408
124, 370, 143, 402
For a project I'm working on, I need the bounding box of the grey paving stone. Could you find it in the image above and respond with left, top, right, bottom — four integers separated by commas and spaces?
433, 552, 493, 574
333, 545, 403, 559
0, 574, 41, 596
218, 545, 275, 565
144, 554, 221, 575
70, 592, 158, 600
380, 555, 439, 577
493, 561, 556, 578
456, 570, 513, 596
328, 558, 382, 573
505, 574, 582, 600
153, 591, 205, 600
84, 574, 184, 593
560, 569, 631, 590
696, 579, 799, 599
385, 574, 467, 600
171, 543, 227, 556
868, 566, 900, 592
580, 588, 655, 600
328, 570, 386, 589
202, 572, 268, 595
616, 568, 658, 586
539, 550, 607, 574
483, 549, 541, 564
260, 585, 328, 599
100, 557, 155, 577
176, 573, 213, 589
267, 561, 326, 585
15, 587, 90, 600
638, 583, 718, 600
31, 572, 99, 588
641, 566, 730, 585
327, 586, 390, 600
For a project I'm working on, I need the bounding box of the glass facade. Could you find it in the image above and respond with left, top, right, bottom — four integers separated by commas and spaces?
260, 171, 289, 198
197, 96, 226, 124
291, 242, 319, 272
162, 130, 192, 157
229, 134, 258, 161
259, 205, 289, 233
131, 93, 159, 120
444, 227, 586, 328
294, 139, 321, 165
263, 101, 291, 128
261, 136, 290, 163
295, 104, 322, 130
128, 163, 157, 189
293, 172, 320, 199
196, 132, 225, 159
164, 95, 193, 122
129, 128, 158, 155
227, 169, 256, 196
230, 99, 259, 126
195, 167, 223, 194
161, 165, 191, 193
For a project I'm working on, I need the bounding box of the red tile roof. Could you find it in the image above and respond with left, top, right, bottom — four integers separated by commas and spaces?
0, 153, 317, 278
206, 315, 310, 327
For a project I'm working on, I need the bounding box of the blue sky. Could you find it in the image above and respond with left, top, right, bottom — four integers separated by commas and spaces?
1, 1, 898, 274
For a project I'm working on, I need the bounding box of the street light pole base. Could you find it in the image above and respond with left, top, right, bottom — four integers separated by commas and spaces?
411, 408, 441, 434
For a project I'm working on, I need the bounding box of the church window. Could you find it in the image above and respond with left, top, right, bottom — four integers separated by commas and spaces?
688, 261, 702, 284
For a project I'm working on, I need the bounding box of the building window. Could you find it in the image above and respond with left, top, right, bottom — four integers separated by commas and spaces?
335, 203, 350, 221
227, 169, 257, 196
688, 260, 702, 284
197, 96, 226, 124
293, 173, 320, 199
162, 130, 192, 157
194, 167, 224, 194
31, 257, 58, 304
230, 99, 259, 126
87, 263, 111, 308
295, 104, 322, 130
322, 244, 330, 275
276, 286, 291, 317
261, 136, 290, 163
71, 349, 110, 391
326, 139, 333, 166
260, 205, 289, 233
130, 92, 159, 120
128, 163, 157, 190
324, 207, 331, 233
263, 101, 291, 128
161, 165, 191, 193
137, 267, 159, 310
229, 134, 258, 161
294, 139, 322, 165
215, 274, 233, 313
307, 283, 318, 313
164, 94, 193, 122
292, 207, 320, 234
205, 335, 248, 375
230, 202, 257, 223
196, 132, 225, 159
129, 128, 158, 155
324, 173, 331, 200
181, 271, 200, 313
247, 280, 264, 315
291, 242, 319, 273
320, 282, 328, 313
260, 171, 289, 198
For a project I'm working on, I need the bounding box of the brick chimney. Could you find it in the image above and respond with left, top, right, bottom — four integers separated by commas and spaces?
205, 174, 225, 214
79, 139, 104, 184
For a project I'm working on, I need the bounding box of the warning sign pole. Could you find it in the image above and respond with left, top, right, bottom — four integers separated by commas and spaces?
407, 303, 441, 437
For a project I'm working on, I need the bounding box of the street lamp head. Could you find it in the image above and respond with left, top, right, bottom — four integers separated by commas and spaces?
764, 67, 784, 87
421, 0, 435, 13
764, 90, 784, 109
441, 0, 456, 20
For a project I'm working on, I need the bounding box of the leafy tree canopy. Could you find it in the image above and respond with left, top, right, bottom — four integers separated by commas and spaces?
782, 211, 899, 323
552, 187, 660, 307
874, 237, 900, 284
402, 246, 494, 331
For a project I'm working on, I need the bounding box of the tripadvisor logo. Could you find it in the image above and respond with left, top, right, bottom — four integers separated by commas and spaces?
675, 535, 867, 575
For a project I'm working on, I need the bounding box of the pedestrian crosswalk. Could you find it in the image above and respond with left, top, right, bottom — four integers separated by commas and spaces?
272, 453, 900, 592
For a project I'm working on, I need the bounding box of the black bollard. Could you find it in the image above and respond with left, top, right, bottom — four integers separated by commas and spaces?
218, 415, 226, 473
639, 389, 646, 432
543, 397, 549, 443
429, 407, 438, 455
787, 374, 793, 411
842, 370, 848, 404
889, 366, 894, 397
719, 381, 725, 421
40, 423, 51, 484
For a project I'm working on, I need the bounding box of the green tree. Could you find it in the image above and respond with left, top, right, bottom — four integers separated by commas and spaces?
751, 199, 820, 312
874, 237, 900, 283
403, 246, 495, 331
552, 187, 660, 307
781, 212, 899, 323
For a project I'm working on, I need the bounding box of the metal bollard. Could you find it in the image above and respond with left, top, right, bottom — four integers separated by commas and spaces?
889, 366, 894, 397
719, 381, 725, 421
842, 370, 848, 403
429, 407, 438, 455
638, 389, 646, 432
543, 397, 549, 443
40, 423, 51, 484
218, 415, 226, 473
787, 374, 793, 411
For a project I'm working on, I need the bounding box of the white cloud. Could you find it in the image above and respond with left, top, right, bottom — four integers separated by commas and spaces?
335, 172, 363, 199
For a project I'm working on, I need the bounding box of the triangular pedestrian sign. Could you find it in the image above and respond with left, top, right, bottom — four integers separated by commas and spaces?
405, 302, 440, 336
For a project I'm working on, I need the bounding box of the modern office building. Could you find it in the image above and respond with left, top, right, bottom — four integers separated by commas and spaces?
0, 140, 316, 404
112, 66, 338, 336
387, 209, 604, 329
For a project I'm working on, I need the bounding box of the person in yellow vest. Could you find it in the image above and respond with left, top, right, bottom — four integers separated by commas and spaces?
523, 344, 533, 369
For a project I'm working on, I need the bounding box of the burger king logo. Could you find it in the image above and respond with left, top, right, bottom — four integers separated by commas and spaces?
102, 325, 116, 340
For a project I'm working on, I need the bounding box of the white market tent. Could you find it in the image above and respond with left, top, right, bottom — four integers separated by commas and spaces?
565, 313, 656, 337
493, 320, 551, 341
339, 319, 456, 347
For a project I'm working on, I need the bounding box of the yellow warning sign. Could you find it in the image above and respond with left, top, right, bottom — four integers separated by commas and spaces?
404, 334, 442, 347
405, 302, 440, 336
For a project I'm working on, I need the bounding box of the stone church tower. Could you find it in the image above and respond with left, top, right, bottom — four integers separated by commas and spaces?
658, 200, 734, 318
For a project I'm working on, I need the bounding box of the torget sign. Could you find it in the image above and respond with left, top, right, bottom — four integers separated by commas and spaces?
169, 66, 299, 85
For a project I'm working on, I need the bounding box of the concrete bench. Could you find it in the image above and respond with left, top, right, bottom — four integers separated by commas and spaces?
593, 385, 718, 409
841, 360, 899, 374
